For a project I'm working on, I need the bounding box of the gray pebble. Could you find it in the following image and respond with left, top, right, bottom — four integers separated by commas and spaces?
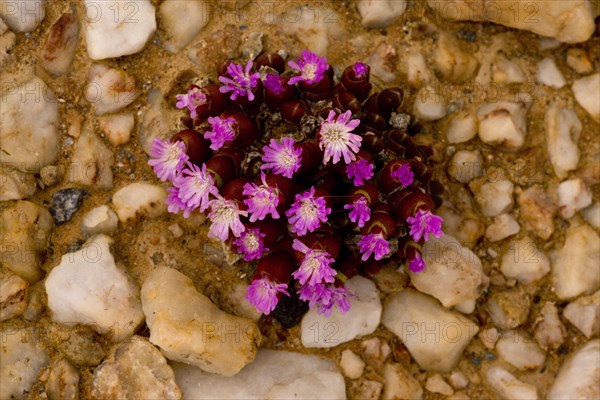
49, 188, 88, 225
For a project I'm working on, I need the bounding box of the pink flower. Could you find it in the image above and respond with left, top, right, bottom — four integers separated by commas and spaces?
291, 239, 337, 286
233, 228, 268, 261
165, 187, 194, 217
207, 196, 247, 241
406, 209, 444, 242
243, 173, 280, 222
353, 62, 368, 78
299, 284, 354, 317
175, 86, 207, 119
261, 137, 302, 178
263, 73, 284, 94
408, 253, 426, 272
390, 163, 414, 187
318, 286, 353, 317
218, 61, 260, 101
148, 138, 189, 182
358, 232, 390, 261
245, 275, 289, 315
343, 196, 371, 228
205, 116, 236, 150
346, 159, 374, 186
319, 110, 362, 165
287, 49, 329, 85
285, 187, 331, 236
173, 163, 219, 214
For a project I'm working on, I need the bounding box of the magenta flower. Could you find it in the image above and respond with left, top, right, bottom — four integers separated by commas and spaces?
218, 60, 260, 101
207, 196, 247, 241
346, 159, 374, 186
353, 62, 368, 78
298, 282, 329, 308
292, 239, 337, 286
173, 163, 218, 214
343, 196, 371, 228
390, 163, 414, 187
287, 49, 329, 85
408, 253, 426, 273
319, 110, 362, 165
243, 173, 280, 222
166, 187, 194, 217
261, 137, 302, 178
148, 138, 189, 182
233, 228, 268, 261
205, 116, 236, 150
358, 232, 391, 261
263, 73, 284, 94
406, 209, 444, 242
245, 275, 289, 315
301, 284, 353, 317
285, 187, 331, 236
175, 86, 207, 119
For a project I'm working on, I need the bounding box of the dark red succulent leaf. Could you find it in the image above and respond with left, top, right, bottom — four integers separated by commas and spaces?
194, 84, 230, 120
340, 64, 372, 101
389, 190, 435, 221
335, 253, 360, 280
255, 249, 295, 284
332, 90, 362, 115
248, 218, 285, 248
255, 52, 286, 73
362, 210, 396, 238
220, 111, 259, 148
220, 178, 251, 208
264, 76, 296, 109
359, 258, 384, 277
377, 87, 404, 114
281, 99, 310, 125
296, 141, 322, 176
170, 129, 213, 166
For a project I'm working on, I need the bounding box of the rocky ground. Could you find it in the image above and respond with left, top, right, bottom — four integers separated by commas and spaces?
1, 0, 599, 399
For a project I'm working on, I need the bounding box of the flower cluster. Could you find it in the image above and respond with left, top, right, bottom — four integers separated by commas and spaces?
149, 50, 444, 322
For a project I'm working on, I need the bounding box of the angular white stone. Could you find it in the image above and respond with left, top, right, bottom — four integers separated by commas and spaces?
272, 6, 341, 56
173, 349, 346, 399
413, 86, 447, 121
159, 0, 209, 53
536, 57, 566, 88
141, 267, 260, 377
0, 167, 36, 201
0, 201, 53, 282
485, 214, 520, 242
301, 276, 381, 348
112, 182, 167, 223
557, 178, 592, 219
98, 113, 135, 145
357, 0, 407, 28
0, 0, 44, 32
339, 349, 365, 379
487, 288, 530, 330
83, 0, 156, 60
382, 363, 423, 400
448, 149, 483, 184
572, 73, 600, 122
534, 302, 566, 351
582, 203, 600, 230
39, 10, 80, 76
486, 366, 538, 400
547, 340, 600, 400
92, 336, 182, 399
501, 237, 550, 284
492, 55, 526, 84
449, 371, 469, 389
477, 101, 527, 151
447, 111, 477, 144
413, 234, 488, 310
563, 291, 600, 338
545, 104, 582, 179
496, 330, 546, 370
81, 205, 119, 235
406, 51, 433, 86
474, 180, 514, 217
427, 0, 596, 43
85, 64, 139, 116
426, 374, 454, 396
0, 326, 49, 400
139, 88, 173, 155
68, 128, 114, 189
382, 290, 479, 373
0, 77, 59, 173
45, 234, 145, 342
45, 358, 79, 400
552, 224, 600, 299
0, 274, 28, 321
